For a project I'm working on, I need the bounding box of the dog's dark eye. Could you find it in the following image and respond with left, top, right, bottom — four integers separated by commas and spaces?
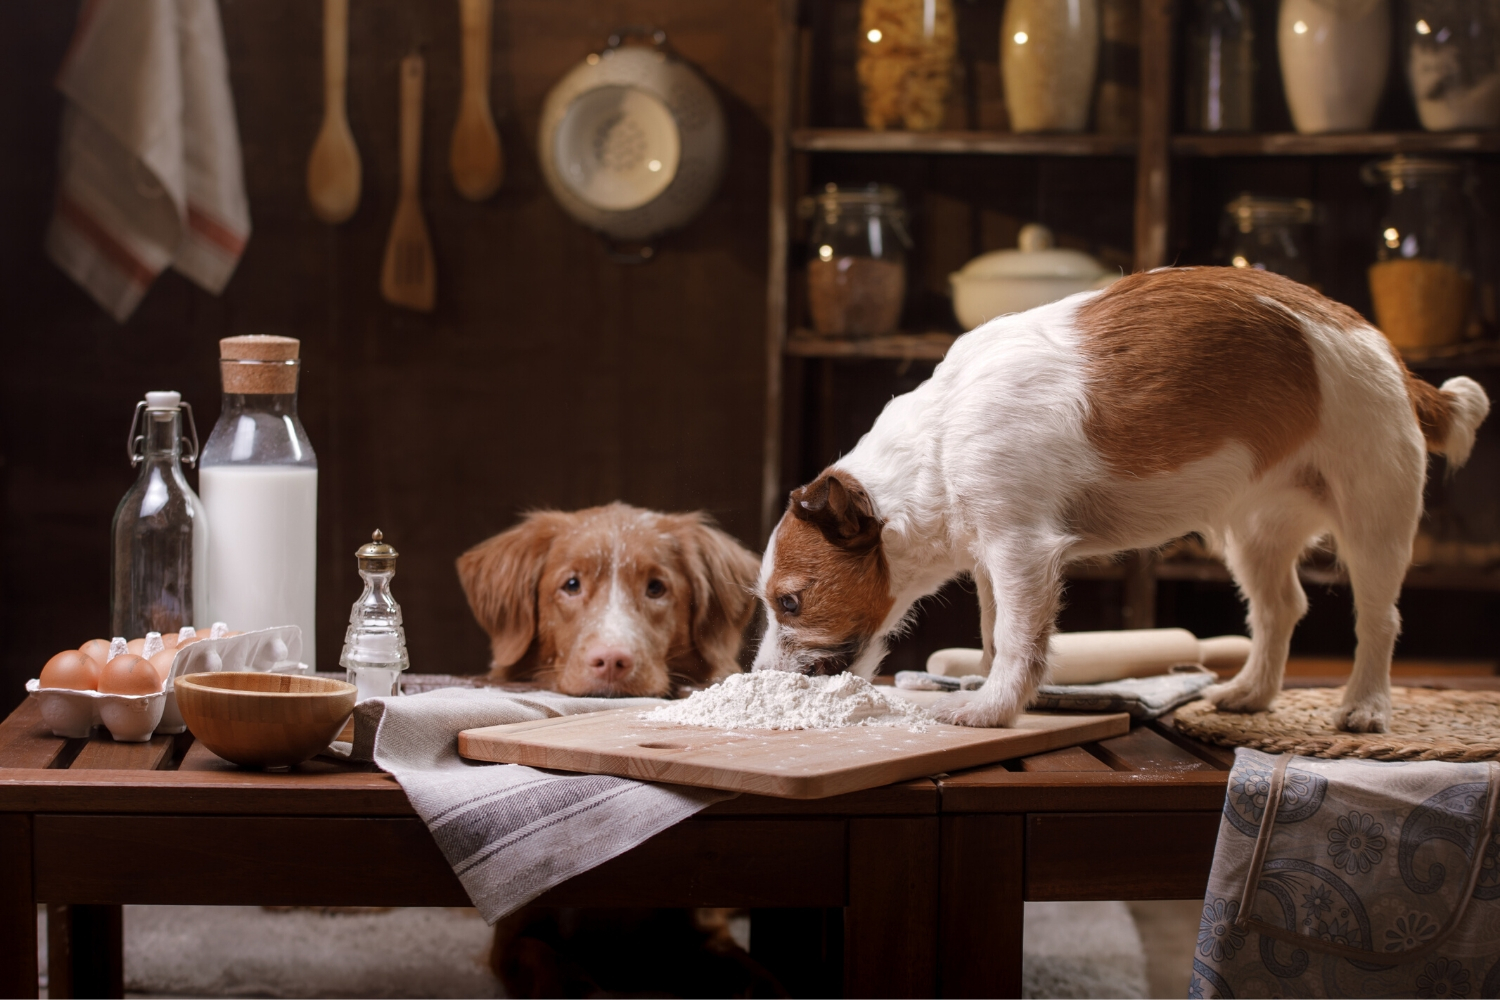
645, 579, 666, 598
778, 593, 800, 616
562, 576, 581, 594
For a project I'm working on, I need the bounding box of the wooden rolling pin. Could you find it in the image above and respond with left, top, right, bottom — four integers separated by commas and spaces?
926, 628, 1251, 684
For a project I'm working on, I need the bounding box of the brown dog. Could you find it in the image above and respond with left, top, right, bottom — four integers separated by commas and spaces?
456, 502, 760, 698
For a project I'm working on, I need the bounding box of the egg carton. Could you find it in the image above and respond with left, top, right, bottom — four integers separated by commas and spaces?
27, 625, 308, 742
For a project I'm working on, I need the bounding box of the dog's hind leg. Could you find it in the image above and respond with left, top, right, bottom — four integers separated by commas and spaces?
1326, 477, 1421, 733
936, 531, 1067, 727
1201, 502, 1323, 714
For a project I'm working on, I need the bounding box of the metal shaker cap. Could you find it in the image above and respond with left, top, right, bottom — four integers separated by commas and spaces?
356, 529, 398, 572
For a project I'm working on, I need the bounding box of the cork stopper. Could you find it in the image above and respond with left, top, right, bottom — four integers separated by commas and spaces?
220, 335, 301, 394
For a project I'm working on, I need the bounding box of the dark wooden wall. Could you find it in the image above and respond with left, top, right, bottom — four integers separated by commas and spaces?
0, 0, 775, 710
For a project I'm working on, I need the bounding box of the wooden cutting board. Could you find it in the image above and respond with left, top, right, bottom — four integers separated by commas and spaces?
458, 709, 1129, 799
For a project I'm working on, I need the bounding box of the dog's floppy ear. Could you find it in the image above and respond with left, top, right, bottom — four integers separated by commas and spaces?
670, 514, 760, 681
790, 471, 883, 551
456, 512, 563, 671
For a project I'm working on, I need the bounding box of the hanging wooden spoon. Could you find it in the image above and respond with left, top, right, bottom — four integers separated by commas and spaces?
449, 0, 503, 200
307, 0, 361, 223
381, 54, 435, 311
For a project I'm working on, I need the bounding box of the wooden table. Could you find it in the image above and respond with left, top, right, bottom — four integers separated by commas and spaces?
0, 695, 1234, 999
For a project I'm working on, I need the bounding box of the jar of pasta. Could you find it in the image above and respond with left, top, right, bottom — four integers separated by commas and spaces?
857, 0, 957, 131
1363, 156, 1475, 352
801, 184, 911, 337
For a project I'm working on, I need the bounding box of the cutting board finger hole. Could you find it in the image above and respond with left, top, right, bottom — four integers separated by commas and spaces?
637, 741, 687, 750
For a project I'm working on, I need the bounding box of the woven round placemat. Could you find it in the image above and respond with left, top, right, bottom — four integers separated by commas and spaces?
1175, 687, 1500, 762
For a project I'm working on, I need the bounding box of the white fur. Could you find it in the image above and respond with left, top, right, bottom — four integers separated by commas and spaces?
754, 286, 1489, 732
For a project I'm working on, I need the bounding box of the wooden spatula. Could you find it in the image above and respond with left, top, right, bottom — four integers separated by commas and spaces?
307, 0, 361, 223
381, 54, 435, 312
450, 0, 503, 200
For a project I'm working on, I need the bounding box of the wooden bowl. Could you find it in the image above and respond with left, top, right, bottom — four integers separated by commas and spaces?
175, 672, 356, 768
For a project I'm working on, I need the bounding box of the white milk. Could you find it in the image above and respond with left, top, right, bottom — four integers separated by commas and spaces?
200, 465, 318, 667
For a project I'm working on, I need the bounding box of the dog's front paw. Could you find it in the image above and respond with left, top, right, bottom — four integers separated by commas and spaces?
1201, 680, 1276, 714
1332, 696, 1390, 733
932, 691, 1020, 728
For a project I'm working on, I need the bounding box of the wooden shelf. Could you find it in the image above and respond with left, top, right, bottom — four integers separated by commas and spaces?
791, 128, 1137, 157
1171, 131, 1500, 157
1145, 559, 1500, 592
785, 331, 957, 360
1403, 341, 1500, 369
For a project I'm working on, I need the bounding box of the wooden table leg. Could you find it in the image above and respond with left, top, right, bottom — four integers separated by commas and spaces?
47, 904, 124, 999
939, 814, 1023, 998
844, 817, 939, 998
0, 814, 38, 999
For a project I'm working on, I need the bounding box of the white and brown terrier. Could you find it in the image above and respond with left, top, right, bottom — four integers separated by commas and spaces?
753, 267, 1489, 733
457, 502, 760, 698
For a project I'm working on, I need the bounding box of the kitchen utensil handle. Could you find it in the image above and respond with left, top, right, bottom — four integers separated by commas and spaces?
458, 0, 492, 106
323, 0, 348, 112
399, 54, 424, 197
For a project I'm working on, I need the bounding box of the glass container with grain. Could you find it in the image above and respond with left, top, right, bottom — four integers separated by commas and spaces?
801, 184, 911, 338
1363, 156, 1476, 352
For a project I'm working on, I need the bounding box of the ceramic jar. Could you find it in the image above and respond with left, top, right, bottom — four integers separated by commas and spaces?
1405, 0, 1500, 131
1002, 0, 1101, 132
1278, 0, 1391, 133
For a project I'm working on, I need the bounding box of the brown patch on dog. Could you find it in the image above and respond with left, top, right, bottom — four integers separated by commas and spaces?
1076, 268, 1328, 478
766, 471, 894, 669
1294, 464, 1330, 502
1402, 368, 1454, 451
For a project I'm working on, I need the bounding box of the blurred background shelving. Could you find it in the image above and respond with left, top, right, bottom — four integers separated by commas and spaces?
762, 0, 1500, 675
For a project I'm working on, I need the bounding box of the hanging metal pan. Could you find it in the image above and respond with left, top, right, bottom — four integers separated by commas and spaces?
538, 28, 727, 258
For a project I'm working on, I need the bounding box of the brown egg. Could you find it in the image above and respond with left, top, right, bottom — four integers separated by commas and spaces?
160, 633, 180, 650
126, 637, 147, 657
98, 654, 162, 695
78, 638, 111, 667
148, 647, 177, 682
40, 650, 99, 690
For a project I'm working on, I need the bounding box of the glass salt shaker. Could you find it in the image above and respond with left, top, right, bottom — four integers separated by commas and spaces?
111, 391, 209, 638
340, 530, 410, 702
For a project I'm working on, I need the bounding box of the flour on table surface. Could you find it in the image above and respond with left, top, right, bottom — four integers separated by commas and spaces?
645, 670, 934, 731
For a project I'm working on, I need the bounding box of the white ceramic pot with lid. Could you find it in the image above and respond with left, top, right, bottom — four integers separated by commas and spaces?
948, 224, 1116, 330
538, 28, 727, 259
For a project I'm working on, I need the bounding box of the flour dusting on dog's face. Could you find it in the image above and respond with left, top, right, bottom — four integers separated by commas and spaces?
752, 471, 894, 678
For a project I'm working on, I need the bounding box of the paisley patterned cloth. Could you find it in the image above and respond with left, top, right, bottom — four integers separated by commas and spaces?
1194, 748, 1500, 998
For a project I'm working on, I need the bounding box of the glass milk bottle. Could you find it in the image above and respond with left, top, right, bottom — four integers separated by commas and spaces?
111, 391, 208, 637
199, 336, 318, 665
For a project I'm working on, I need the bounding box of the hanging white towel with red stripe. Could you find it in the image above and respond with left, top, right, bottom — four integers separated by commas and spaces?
44, 0, 251, 322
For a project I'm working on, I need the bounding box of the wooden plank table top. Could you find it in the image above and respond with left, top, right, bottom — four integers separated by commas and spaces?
9, 675, 1488, 998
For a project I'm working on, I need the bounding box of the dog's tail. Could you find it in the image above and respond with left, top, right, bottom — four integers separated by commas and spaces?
1406, 372, 1490, 468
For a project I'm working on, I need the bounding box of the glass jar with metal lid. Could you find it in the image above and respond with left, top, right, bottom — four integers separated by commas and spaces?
800, 183, 913, 337
1220, 195, 1317, 284
1362, 155, 1475, 351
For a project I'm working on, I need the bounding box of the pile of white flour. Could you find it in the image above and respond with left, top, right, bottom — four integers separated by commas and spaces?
645, 671, 934, 731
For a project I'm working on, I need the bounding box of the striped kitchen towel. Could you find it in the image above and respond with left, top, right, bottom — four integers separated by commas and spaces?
348, 687, 732, 923
45, 0, 251, 322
